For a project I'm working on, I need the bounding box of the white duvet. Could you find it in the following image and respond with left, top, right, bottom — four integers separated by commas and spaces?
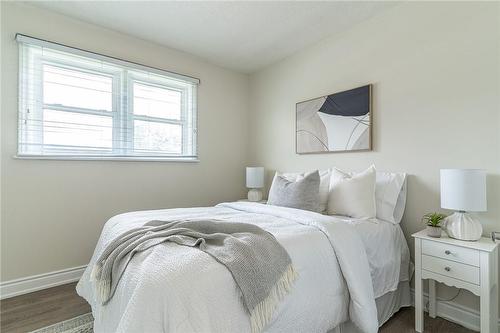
77, 202, 406, 333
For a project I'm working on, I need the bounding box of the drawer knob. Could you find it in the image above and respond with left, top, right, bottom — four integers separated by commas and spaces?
444, 266, 451, 272
445, 250, 451, 255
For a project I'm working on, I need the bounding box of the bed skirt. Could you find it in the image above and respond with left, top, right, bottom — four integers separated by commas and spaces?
329, 280, 411, 333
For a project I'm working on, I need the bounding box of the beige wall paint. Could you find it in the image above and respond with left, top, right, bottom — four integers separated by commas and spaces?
0, 2, 249, 281
249, 2, 499, 312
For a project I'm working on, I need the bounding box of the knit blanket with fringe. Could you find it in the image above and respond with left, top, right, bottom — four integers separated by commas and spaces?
90, 219, 297, 333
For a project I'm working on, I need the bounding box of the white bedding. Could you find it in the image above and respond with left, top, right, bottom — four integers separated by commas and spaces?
77, 202, 409, 333
330, 215, 412, 297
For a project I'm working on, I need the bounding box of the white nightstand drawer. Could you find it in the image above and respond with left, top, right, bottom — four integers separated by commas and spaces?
422, 254, 480, 285
422, 239, 479, 266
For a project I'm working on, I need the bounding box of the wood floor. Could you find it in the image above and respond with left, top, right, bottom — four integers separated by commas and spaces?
0, 282, 475, 333
0, 282, 90, 333
379, 306, 475, 333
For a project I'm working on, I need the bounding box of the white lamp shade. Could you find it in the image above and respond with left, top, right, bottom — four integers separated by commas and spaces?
246, 167, 264, 188
440, 169, 486, 212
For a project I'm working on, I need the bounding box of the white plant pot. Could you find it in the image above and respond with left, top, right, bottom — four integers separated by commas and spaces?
426, 226, 442, 238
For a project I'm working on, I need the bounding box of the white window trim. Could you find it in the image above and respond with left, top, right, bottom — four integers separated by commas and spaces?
34, 60, 120, 156
13, 155, 200, 162
16, 34, 200, 162
127, 76, 193, 157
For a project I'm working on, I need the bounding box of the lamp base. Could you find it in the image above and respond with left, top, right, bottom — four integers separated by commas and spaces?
247, 189, 263, 202
445, 211, 482, 241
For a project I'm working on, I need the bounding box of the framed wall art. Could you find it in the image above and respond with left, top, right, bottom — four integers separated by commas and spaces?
296, 84, 372, 154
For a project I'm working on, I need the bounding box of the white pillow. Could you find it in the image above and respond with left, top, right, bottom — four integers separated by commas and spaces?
375, 171, 407, 224
327, 165, 376, 218
393, 177, 407, 224
281, 169, 331, 213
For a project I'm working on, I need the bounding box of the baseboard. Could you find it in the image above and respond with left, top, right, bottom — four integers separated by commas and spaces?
410, 288, 500, 332
0, 265, 87, 300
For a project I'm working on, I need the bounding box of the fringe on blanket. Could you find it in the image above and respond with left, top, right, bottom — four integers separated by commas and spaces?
249, 264, 298, 333
89, 264, 111, 304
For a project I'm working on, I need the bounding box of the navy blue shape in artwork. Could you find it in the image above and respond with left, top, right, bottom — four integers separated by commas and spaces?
318, 85, 370, 117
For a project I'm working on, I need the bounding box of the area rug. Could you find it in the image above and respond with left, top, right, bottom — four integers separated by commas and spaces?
29, 313, 93, 333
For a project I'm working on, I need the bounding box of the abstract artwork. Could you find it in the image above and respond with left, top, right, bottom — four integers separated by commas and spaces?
296, 85, 372, 154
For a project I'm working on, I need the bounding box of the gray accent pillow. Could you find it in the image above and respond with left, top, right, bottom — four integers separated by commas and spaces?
267, 170, 321, 212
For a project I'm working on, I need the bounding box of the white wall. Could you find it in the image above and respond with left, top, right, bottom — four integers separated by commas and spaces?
0, 2, 249, 281
249, 2, 499, 311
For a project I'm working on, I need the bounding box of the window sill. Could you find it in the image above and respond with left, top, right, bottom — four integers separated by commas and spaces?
13, 155, 199, 162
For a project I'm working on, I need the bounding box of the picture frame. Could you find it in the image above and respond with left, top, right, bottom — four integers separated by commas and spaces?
296, 84, 372, 154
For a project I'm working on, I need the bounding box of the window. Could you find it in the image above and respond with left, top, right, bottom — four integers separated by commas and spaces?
17, 34, 199, 161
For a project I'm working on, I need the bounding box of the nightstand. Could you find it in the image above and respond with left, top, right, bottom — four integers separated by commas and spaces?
413, 230, 499, 333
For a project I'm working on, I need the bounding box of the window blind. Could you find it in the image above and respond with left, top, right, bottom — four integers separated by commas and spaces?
17, 34, 199, 161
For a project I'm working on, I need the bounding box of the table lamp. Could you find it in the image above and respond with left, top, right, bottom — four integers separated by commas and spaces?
440, 169, 486, 241
246, 167, 264, 202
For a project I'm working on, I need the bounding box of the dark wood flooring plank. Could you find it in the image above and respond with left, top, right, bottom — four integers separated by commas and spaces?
380, 306, 476, 333
0, 282, 90, 333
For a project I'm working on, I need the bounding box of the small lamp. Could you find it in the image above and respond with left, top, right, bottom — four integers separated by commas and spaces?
440, 169, 487, 241
246, 167, 264, 202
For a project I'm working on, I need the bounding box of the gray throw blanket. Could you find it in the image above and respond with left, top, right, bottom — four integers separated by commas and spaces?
90, 219, 297, 333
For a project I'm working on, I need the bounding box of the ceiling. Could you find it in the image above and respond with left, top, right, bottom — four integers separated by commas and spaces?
26, 1, 396, 73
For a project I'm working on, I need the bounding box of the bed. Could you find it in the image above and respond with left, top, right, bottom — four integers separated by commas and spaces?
77, 201, 412, 333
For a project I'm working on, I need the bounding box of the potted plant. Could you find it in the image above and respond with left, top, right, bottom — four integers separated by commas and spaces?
422, 212, 447, 237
